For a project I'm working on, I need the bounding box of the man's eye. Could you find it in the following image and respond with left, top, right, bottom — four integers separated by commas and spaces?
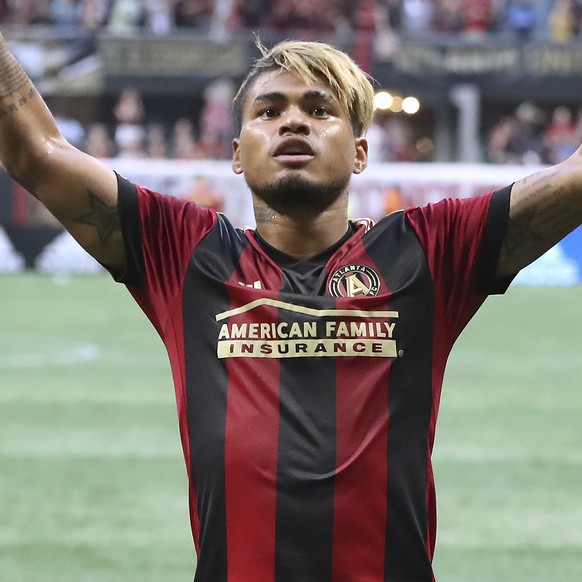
312, 107, 329, 117
260, 108, 279, 118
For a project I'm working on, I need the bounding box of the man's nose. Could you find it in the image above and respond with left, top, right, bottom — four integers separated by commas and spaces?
278, 106, 310, 135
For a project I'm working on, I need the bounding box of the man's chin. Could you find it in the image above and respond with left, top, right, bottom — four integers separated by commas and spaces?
249, 174, 348, 215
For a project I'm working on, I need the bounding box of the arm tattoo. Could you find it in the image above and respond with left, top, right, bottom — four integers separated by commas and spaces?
0, 45, 37, 119
502, 176, 555, 258
501, 170, 579, 270
75, 190, 121, 244
0, 48, 30, 99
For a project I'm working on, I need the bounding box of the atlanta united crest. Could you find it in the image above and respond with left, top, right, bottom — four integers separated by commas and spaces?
328, 264, 381, 298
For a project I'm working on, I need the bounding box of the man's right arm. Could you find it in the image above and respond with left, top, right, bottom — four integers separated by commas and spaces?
0, 33, 125, 272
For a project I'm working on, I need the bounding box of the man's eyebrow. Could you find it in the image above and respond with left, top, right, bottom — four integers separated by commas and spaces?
252, 91, 286, 104
303, 89, 337, 104
252, 89, 338, 105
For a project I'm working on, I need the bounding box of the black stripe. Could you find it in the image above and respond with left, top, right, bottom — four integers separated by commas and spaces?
477, 185, 514, 294
274, 290, 336, 582
113, 173, 144, 286
183, 218, 248, 582
363, 213, 435, 581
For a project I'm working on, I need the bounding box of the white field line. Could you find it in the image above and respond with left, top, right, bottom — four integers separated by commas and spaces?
0, 342, 101, 368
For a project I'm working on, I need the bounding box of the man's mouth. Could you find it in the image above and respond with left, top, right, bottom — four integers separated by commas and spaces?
273, 138, 315, 165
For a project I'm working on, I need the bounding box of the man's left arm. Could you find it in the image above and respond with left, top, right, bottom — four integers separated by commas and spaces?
497, 149, 582, 278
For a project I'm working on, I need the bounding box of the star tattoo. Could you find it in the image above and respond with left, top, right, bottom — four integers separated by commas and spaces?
75, 190, 121, 244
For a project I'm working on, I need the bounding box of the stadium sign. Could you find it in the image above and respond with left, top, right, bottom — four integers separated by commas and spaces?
392, 41, 582, 77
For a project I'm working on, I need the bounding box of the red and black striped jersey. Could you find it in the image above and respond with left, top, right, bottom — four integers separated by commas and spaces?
115, 174, 513, 582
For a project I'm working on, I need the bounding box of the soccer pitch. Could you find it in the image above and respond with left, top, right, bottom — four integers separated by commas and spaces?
1, 274, 581, 581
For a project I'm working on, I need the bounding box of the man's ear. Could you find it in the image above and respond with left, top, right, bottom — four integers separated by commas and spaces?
353, 137, 368, 175
232, 138, 243, 174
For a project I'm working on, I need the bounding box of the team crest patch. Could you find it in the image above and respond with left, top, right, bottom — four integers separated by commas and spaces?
328, 264, 381, 298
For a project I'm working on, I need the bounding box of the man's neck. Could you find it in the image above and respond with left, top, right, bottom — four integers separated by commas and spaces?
253, 198, 349, 260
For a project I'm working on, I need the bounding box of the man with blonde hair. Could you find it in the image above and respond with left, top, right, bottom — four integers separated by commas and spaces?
1, 35, 581, 581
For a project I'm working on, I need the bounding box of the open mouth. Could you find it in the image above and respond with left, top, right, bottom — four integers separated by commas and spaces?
273, 138, 315, 165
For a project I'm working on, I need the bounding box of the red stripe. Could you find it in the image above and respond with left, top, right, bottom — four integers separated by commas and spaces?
332, 319, 391, 580
142, 293, 200, 550
224, 244, 284, 580
225, 353, 280, 580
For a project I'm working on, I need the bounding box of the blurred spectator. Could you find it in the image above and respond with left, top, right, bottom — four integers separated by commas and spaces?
265, 0, 326, 34
10, 0, 51, 24
171, 117, 199, 159
143, 0, 174, 34
543, 105, 577, 164
507, 0, 536, 40
366, 113, 423, 163
108, 0, 144, 31
196, 127, 230, 158
377, 0, 402, 28
200, 79, 235, 152
549, 0, 573, 41
210, 0, 237, 39
0, 0, 8, 22
51, 0, 83, 32
113, 87, 147, 157
373, 2, 399, 62
401, 0, 433, 34
487, 102, 545, 164
113, 87, 145, 126
174, 0, 214, 29
572, 0, 582, 35
84, 122, 115, 158
433, 0, 465, 33
235, 0, 268, 29
146, 122, 169, 158
487, 115, 519, 163
80, 0, 110, 29
461, 0, 493, 37
115, 124, 147, 157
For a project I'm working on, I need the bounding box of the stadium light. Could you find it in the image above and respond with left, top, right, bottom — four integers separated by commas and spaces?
402, 96, 420, 114
389, 96, 403, 113
374, 91, 393, 110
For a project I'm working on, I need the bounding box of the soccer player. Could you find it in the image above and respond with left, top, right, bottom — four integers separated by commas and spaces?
1, 34, 581, 581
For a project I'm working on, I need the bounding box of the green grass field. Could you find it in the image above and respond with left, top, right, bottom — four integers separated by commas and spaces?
1, 274, 581, 581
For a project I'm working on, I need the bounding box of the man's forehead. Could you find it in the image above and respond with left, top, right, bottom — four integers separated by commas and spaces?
247, 70, 337, 103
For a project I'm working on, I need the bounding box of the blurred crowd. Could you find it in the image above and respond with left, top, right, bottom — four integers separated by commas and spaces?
54, 80, 237, 161
53, 82, 433, 163
0, 0, 580, 41
3, 0, 582, 165
53, 81, 582, 165
67, 86, 581, 165
487, 102, 582, 166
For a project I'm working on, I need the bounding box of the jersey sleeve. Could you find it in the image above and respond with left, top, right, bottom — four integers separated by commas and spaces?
113, 173, 218, 334
405, 185, 514, 337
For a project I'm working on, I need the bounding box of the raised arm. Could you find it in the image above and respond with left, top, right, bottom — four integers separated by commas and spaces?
0, 33, 124, 272
497, 149, 582, 279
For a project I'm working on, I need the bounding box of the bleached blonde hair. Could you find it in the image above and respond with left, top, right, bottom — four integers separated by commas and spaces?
233, 39, 375, 137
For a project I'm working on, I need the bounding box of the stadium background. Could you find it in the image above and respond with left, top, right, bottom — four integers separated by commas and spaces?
1, 1, 582, 580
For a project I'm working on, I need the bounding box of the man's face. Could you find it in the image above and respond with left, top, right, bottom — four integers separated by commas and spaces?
232, 70, 368, 215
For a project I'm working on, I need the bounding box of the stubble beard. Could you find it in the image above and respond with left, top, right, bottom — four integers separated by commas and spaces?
249, 173, 350, 216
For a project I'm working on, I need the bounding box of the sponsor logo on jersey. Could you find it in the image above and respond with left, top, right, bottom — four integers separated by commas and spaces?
328, 264, 381, 298
215, 298, 398, 359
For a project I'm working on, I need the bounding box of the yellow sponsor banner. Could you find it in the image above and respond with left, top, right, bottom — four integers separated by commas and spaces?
217, 339, 397, 359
